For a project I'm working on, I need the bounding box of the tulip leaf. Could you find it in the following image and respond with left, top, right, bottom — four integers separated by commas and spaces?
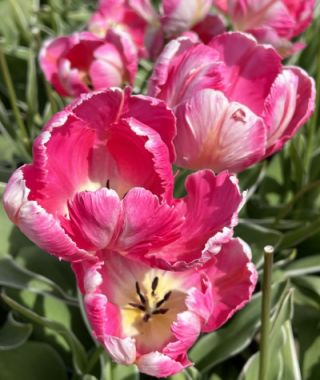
190, 281, 288, 373
238, 289, 295, 380
0, 257, 77, 304
1, 290, 88, 374
0, 311, 32, 350
112, 363, 139, 380
284, 255, 320, 276
0, 341, 68, 380
280, 321, 302, 380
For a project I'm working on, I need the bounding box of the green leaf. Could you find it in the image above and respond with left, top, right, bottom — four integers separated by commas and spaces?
0, 311, 32, 350
294, 305, 320, 380
1, 290, 88, 374
278, 217, 320, 250
238, 289, 295, 380
190, 282, 288, 373
235, 221, 282, 266
284, 255, 320, 276
0, 341, 68, 380
112, 363, 139, 380
0, 257, 77, 304
280, 321, 302, 380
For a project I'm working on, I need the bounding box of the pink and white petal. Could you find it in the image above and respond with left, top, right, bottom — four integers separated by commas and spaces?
29, 115, 97, 215
163, 311, 201, 359
89, 59, 123, 89
85, 293, 108, 340
70, 88, 125, 133
149, 40, 223, 107
67, 188, 122, 250
58, 59, 89, 97
264, 66, 316, 156
106, 29, 138, 84
116, 187, 183, 254
126, 94, 177, 161
104, 335, 136, 365
16, 201, 91, 262
208, 32, 282, 115
185, 280, 214, 323
107, 118, 174, 201
39, 37, 71, 81
174, 89, 267, 172
202, 238, 258, 332
72, 261, 103, 294
145, 170, 243, 269
3, 166, 90, 262
137, 351, 191, 377
3, 167, 30, 223
148, 37, 197, 99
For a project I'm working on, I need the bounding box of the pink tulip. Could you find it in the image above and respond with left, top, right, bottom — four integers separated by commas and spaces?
39, 31, 137, 97
3, 87, 244, 269
74, 239, 257, 376
89, 0, 147, 56
3, 88, 175, 262
214, 0, 315, 57
148, 32, 315, 173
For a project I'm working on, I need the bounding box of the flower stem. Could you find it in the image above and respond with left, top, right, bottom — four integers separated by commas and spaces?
259, 245, 274, 380
0, 41, 30, 152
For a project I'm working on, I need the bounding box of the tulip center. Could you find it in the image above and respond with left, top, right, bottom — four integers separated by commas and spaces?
128, 278, 172, 323
120, 273, 186, 353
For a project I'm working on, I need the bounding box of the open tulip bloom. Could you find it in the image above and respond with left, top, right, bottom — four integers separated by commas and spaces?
74, 239, 257, 377
149, 32, 315, 173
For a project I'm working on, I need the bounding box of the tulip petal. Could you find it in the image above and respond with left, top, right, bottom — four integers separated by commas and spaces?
263, 66, 316, 156
208, 32, 282, 115
202, 238, 258, 332
137, 351, 190, 377
126, 95, 177, 161
117, 187, 183, 254
67, 188, 122, 250
175, 89, 267, 172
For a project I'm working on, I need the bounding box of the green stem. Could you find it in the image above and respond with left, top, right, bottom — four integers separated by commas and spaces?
86, 346, 104, 374
259, 246, 274, 380
0, 42, 30, 152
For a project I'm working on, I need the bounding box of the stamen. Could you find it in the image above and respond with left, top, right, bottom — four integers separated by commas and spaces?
135, 281, 146, 304
151, 276, 159, 296
106, 179, 110, 189
152, 308, 169, 315
143, 314, 151, 322
156, 291, 172, 308
128, 302, 145, 311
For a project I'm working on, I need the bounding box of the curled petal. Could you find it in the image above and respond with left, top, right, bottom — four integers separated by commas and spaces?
263, 66, 316, 156
202, 238, 258, 332
67, 189, 122, 250
117, 187, 183, 254
137, 351, 190, 377
104, 336, 136, 365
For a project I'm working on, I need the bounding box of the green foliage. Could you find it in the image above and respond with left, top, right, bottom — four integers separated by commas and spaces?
0, 0, 320, 379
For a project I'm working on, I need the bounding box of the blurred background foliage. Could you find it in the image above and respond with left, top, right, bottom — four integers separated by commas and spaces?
0, 0, 320, 379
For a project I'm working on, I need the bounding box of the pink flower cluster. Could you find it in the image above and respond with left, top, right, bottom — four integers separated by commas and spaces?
4, 0, 316, 377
